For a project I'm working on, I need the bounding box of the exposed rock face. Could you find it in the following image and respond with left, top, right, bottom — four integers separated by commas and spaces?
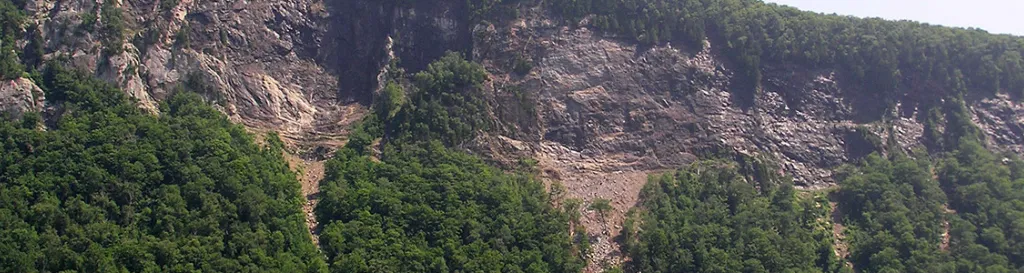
18, 0, 488, 149
11, 1, 1024, 271
470, 18, 994, 270
0, 78, 45, 119
23, 0, 367, 147
484, 27, 885, 188
16, 0, 1023, 188
971, 94, 1024, 154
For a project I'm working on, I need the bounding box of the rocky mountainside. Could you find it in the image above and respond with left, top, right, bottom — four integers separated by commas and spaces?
9, 0, 1021, 184
7, 0, 1024, 271
14, 0, 367, 149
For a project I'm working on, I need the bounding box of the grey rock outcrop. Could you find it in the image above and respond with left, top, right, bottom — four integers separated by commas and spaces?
971, 94, 1024, 154
0, 78, 45, 119
19, 0, 485, 149
481, 26, 882, 188
23, 0, 365, 147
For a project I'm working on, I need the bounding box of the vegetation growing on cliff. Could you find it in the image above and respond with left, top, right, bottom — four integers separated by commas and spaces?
381, 52, 491, 146
99, 0, 126, 55
836, 143, 1024, 272
0, 0, 24, 80
315, 53, 586, 273
550, 0, 1024, 105
0, 65, 326, 272
4, 0, 1024, 272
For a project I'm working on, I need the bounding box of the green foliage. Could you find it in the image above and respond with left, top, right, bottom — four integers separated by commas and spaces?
174, 24, 190, 49
0, 0, 24, 80
563, 198, 583, 223
838, 101, 1024, 273
466, 0, 523, 23
467, 0, 504, 23
99, 0, 126, 55
375, 81, 405, 120
80, 11, 97, 33
0, 0, 21, 38
0, 64, 326, 272
836, 154, 954, 273
385, 52, 490, 146
0, 41, 22, 80
550, 0, 1024, 102
938, 140, 1024, 272
313, 52, 585, 273
623, 161, 839, 273
512, 54, 534, 75
938, 98, 983, 150
315, 141, 585, 273
588, 198, 612, 218
159, 0, 179, 12
21, 24, 44, 70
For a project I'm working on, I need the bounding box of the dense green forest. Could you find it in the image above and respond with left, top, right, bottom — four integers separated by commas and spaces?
0, 0, 25, 80
314, 52, 586, 272
539, 1, 1024, 267
382, 52, 491, 146
836, 97, 1024, 273
939, 140, 1024, 272
316, 142, 584, 272
624, 112, 1024, 273
622, 160, 841, 273
837, 142, 1024, 273
0, 65, 326, 272
549, 0, 1024, 105
835, 153, 954, 272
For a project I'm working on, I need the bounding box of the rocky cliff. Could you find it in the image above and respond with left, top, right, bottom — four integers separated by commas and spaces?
9, 0, 1024, 271
20, 0, 353, 149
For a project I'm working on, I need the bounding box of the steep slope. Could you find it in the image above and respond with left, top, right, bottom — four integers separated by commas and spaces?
0, 66, 326, 272
7, 0, 1024, 180
8, 0, 1024, 272
18, 0, 370, 148
470, 17, 912, 270
18, 0, 1020, 188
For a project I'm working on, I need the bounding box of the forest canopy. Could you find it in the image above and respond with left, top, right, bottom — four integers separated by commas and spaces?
835, 97, 1024, 273
836, 143, 1024, 273
0, 65, 326, 272
316, 141, 585, 273
622, 160, 841, 273
835, 153, 954, 273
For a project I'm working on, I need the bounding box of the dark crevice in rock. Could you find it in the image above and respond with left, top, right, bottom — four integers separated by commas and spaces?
322, 0, 473, 104
322, 0, 394, 104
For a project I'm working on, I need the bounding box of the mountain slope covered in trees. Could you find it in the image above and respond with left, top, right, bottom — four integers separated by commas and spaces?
622, 160, 840, 273
4, 0, 1024, 272
554, 0, 1024, 271
0, 65, 326, 272
315, 53, 586, 273
835, 141, 1024, 272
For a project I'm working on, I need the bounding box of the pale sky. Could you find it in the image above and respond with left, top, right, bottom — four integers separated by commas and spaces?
764, 0, 1024, 36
